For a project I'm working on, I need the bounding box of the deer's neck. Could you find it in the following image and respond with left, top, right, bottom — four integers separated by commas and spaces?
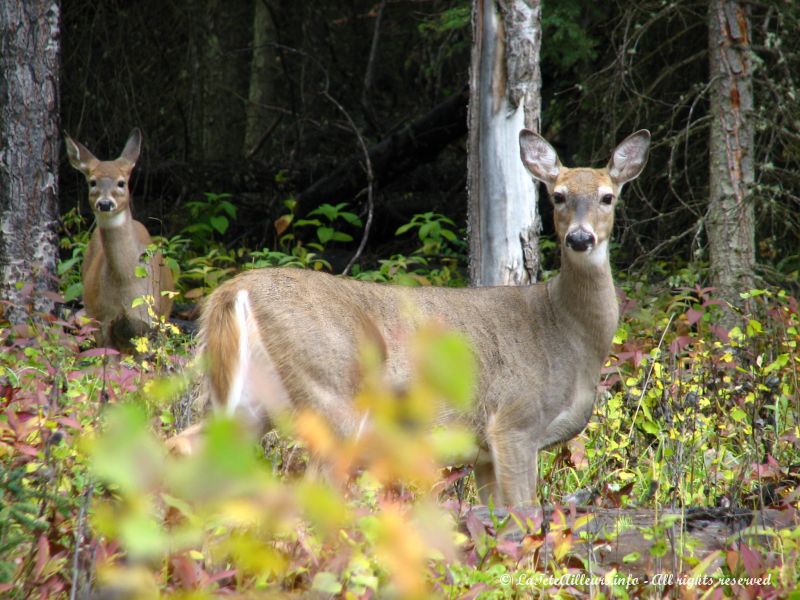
547, 243, 619, 361
97, 211, 144, 283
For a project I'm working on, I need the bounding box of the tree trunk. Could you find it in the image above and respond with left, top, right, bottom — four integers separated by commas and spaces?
467, 0, 542, 287
244, 0, 278, 160
190, 0, 253, 161
707, 0, 755, 313
0, 0, 61, 323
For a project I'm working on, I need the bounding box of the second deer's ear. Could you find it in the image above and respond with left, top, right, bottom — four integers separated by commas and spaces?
120, 128, 142, 165
519, 129, 561, 187
64, 133, 99, 176
608, 130, 650, 186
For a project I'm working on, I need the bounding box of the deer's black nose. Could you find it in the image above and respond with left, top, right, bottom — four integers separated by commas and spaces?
96, 199, 115, 212
566, 229, 595, 252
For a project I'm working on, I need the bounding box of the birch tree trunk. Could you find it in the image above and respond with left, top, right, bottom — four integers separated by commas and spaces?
707, 0, 755, 312
468, 0, 542, 287
0, 0, 61, 323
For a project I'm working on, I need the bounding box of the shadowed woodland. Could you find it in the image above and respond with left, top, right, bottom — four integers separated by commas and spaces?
1, 0, 799, 598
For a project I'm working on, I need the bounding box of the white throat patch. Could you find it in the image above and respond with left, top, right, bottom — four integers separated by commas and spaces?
96, 210, 128, 229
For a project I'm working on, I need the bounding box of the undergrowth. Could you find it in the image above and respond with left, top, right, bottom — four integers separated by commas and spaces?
1, 193, 798, 598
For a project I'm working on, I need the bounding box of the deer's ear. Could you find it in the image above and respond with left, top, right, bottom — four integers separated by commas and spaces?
608, 130, 650, 186
519, 129, 561, 187
120, 128, 142, 165
64, 134, 98, 176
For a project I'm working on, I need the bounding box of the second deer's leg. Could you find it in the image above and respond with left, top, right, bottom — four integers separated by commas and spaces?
473, 459, 498, 505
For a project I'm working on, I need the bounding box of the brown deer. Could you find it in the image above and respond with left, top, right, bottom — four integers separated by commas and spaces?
65, 129, 174, 352
194, 129, 650, 506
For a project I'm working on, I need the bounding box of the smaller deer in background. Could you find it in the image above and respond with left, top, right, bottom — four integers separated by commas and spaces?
65, 129, 174, 352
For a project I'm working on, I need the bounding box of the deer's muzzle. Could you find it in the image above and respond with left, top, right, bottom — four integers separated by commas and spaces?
566, 228, 596, 252
95, 199, 116, 212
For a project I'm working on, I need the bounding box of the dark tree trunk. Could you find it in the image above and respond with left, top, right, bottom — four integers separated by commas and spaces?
0, 0, 61, 323
189, 0, 254, 161
707, 0, 756, 316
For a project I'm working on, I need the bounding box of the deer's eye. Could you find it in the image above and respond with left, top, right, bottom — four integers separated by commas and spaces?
552, 192, 565, 205
89, 179, 97, 188
601, 193, 614, 205
117, 180, 126, 189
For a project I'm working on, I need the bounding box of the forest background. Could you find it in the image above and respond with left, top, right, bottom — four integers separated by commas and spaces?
0, 0, 799, 598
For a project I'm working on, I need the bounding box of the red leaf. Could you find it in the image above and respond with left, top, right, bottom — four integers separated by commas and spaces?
739, 543, 762, 577
17, 444, 40, 457
56, 416, 82, 430
41, 291, 65, 303
208, 569, 237, 584
686, 308, 704, 326
34, 534, 49, 580
495, 538, 521, 561
78, 347, 120, 358
464, 510, 486, 542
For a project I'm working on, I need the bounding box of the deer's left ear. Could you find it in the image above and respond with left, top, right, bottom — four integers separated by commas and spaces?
608, 130, 650, 186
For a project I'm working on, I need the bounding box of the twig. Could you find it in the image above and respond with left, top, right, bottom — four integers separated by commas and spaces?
69, 483, 95, 600
320, 91, 375, 276
361, 0, 387, 130
627, 312, 675, 440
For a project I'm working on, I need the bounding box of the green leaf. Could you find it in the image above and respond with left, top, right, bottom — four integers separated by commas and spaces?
58, 256, 81, 275
317, 226, 334, 244
641, 420, 660, 435
730, 406, 748, 423
134, 265, 148, 278
623, 551, 641, 563
312, 572, 343, 594
763, 353, 788, 375
63, 282, 83, 303
330, 231, 353, 242
209, 215, 229, 235
395, 223, 415, 235
422, 331, 475, 410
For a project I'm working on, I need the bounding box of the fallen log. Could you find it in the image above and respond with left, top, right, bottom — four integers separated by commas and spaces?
296, 86, 469, 209
463, 504, 797, 578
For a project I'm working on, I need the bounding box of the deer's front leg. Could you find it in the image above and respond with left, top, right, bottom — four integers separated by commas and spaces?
487, 414, 540, 506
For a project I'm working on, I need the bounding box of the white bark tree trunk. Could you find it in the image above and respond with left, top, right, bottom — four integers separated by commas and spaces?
0, 0, 61, 323
707, 0, 756, 311
468, 0, 542, 287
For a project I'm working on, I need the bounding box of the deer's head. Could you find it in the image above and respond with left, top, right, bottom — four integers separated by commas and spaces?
519, 130, 650, 265
65, 129, 142, 228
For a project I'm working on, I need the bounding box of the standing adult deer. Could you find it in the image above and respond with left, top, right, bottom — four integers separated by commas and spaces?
195, 129, 650, 506
65, 129, 174, 352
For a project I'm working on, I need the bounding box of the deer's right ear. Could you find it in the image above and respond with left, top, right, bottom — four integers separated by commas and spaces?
519, 129, 560, 187
120, 128, 142, 165
64, 133, 97, 176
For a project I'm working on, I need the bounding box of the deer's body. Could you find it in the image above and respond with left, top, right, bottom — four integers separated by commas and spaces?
66, 129, 173, 351
197, 129, 650, 505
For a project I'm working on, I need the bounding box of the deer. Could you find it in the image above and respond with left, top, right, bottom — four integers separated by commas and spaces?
190, 129, 650, 506
65, 129, 174, 353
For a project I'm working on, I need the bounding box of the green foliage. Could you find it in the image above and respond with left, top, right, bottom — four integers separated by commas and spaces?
541, 0, 602, 71
58, 208, 90, 303
183, 192, 236, 250
354, 212, 467, 287
79, 325, 476, 597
